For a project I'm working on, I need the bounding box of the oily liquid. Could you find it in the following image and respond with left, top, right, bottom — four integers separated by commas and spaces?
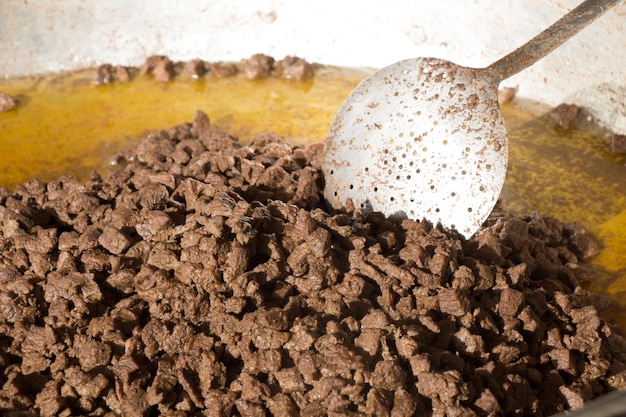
1, 67, 625, 328
0, 67, 365, 188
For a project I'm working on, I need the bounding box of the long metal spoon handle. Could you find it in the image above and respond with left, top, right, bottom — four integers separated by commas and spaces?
488, 0, 622, 81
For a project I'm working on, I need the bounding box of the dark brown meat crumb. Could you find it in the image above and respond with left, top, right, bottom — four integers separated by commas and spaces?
0, 110, 624, 416
152, 58, 175, 82
182, 59, 206, 79
497, 86, 518, 105
93, 54, 317, 85
115, 66, 131, 83
551, 103, 579, 128
274, 56, 315, 80
94, 64, 114, 85
139, 55, 168, 76
0, 92, 19, 111
612, 134, 626, 154
241, 53, 275, 79
208, 62, 239, 78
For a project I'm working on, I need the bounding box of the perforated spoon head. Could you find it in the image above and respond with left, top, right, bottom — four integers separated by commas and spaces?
322, 0, 621, 238
322, 58, 508, 237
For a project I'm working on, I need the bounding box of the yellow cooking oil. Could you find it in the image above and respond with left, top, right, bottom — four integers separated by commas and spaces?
499, 100, 626, 327
0, 66, 367, 189
1, 65, 625, 329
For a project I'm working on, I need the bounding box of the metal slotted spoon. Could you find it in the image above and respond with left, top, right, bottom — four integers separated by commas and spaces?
323, 0, 621, 237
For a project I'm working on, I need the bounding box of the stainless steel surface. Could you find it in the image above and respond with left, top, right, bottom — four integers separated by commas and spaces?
550, 389, 626, 417
2, 0, 625, 135
488, 0, 623, 81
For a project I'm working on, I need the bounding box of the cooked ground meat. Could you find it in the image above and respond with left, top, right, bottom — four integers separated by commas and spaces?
115, 66, 131, 83
152, 58, 175, 83
182, 59, 207, 79
138, 55, 175, 82
94, 64, 115, 86
497, 86, 518, 105
551, 103, 579, 129
139, 55, 169, 76
0, 92, 19, 112
94, 54, 317, 85
241, 54, 275, 79
208, 62, 239, 78
273, 56, 315, 80
0, 111, 624, 416
612, 134, 626, 153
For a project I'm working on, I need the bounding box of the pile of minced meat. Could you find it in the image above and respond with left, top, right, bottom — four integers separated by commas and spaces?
2, 57, 626, 417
